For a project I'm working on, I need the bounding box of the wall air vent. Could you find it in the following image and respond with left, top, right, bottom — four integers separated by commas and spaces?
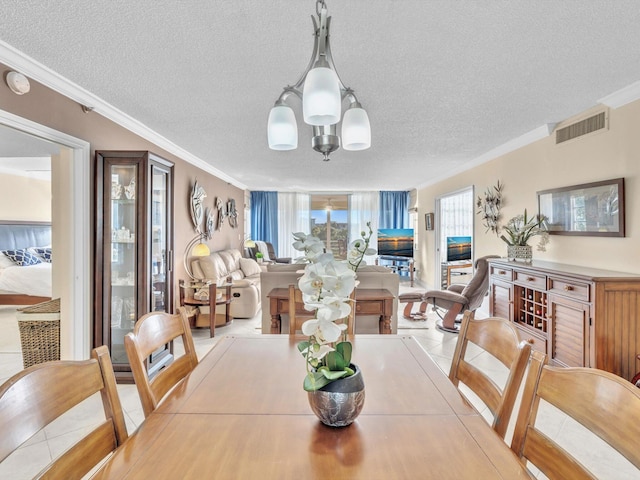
555, 111, 607, 144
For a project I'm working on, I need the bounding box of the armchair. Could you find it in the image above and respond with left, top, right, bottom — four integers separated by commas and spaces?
426, 255, 499, 332
248, 241, 291, 264
399, 255, 498, 333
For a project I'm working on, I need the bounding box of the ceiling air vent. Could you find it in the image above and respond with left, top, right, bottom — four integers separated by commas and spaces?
556, 111, 607, 144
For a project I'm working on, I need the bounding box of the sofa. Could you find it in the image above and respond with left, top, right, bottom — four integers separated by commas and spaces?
191, 249, 261, 319
260, 263, 400, 334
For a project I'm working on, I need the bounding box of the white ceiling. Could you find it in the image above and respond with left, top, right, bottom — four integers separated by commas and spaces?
1, 1, 640, 192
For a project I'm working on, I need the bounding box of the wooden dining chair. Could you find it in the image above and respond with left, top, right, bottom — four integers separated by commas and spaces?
510, 350, 640, 479
0, 345, 128, 478
288, 284, 316, 335
288, 285, 356, 335
448, 310, 532, 439
125, 311, 198, 417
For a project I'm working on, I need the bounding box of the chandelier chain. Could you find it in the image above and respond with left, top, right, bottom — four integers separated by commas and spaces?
316, 0, 327, 17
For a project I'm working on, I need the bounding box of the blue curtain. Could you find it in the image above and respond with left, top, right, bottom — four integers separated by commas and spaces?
379, 191, 410, 229
250, 191, 279, 251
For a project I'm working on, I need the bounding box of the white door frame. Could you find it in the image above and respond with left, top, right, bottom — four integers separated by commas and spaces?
434, 186, 475, 288
0, 109, 90, 360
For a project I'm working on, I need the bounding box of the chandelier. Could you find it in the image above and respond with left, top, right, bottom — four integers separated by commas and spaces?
267, 0, 371, 161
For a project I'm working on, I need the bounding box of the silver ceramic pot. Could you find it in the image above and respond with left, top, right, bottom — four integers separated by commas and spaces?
307, 364, 365, 427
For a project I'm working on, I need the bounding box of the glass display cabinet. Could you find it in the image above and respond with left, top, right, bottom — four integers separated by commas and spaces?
95, 151, 174, 382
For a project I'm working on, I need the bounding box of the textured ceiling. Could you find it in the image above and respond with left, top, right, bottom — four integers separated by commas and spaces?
2, 1, 640, 192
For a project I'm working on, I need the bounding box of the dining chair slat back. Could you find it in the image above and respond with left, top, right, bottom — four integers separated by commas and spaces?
125, 311, 198, 417
510, 350, 640, 478
288, 284, 315, 336
449, 310, 532, 439
0, 345, 128, 478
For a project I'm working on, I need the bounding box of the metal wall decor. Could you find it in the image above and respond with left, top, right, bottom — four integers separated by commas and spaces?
476, 180, 503, 235
227, 199, 238, 228
190, 180, 207, 233
204, 207, 214, 240
537, 178, 624, 237
216, 197, 226, 230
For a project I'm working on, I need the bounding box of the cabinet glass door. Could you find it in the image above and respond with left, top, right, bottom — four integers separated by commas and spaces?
109, 164, 138, 365
151, 166, 169, 312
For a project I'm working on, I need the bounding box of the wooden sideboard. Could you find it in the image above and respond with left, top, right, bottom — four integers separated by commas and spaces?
488, 258, 640, 381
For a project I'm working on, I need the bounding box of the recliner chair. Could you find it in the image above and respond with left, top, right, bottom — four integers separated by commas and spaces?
399, 255, 499, 333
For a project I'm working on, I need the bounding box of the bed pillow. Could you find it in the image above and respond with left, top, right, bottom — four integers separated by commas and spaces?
31, 247, 52, 263
1, 249, 42, 266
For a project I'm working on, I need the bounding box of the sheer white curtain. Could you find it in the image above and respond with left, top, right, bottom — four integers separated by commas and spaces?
278, 192, 310, 260
349, 192, 379, 266
438, 187, 474, 261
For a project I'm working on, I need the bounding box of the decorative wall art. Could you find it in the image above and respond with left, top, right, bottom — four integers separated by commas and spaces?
190, 180, 207, 233
537, 178, 624, 237
216, 197, 226, 230
205, 207, 214, 240
425, 212, 434, 231
227, 199, 238, 228
476, 180, 503, 235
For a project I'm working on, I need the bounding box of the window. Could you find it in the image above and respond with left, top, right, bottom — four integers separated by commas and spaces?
311, 195, 348, 259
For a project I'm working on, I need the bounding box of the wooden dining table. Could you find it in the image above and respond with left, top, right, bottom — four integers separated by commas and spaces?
92, 335, 530, 479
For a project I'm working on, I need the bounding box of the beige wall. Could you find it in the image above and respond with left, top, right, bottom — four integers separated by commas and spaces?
0, 173, 51, 221
417, 102, 640, 288
0, 62, 245, 311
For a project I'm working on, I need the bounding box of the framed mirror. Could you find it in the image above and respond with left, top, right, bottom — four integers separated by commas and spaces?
537, 178, 624, 237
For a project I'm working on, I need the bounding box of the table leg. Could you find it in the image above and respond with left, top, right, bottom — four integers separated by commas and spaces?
379, 314, 392, 334
270, 315, 281, 334
209, 284, 216, 338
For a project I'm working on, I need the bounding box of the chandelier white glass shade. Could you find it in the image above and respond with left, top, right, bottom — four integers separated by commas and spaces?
267, 103, 298, 150
267, 0, 370, 161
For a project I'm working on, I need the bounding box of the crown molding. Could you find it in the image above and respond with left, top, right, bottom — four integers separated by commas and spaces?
598, 80, 640, 109
416, 123, 555, 190
0, 41, 247, 190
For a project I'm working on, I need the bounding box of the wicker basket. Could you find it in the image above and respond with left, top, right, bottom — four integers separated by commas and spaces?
17, 298, 61, 368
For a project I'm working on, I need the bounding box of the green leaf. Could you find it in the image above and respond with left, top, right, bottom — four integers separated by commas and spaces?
324, 350, 347, 371
303, 372, 332, 391
297, 341, 311, 360
320, 369, 349, 380
336, 342, 352, 365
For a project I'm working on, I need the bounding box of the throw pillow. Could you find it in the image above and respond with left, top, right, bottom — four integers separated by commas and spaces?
31, 247, 52, 263
2, 249, 42, 266
239, 257, 262, 277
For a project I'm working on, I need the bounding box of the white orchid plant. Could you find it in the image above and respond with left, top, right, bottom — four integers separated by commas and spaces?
293, 222, 375, 392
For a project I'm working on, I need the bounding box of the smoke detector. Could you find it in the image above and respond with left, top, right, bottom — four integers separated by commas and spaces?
6, 71, 30, 95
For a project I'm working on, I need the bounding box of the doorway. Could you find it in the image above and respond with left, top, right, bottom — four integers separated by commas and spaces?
0, 109, 90, 360
435, 187, 474, 289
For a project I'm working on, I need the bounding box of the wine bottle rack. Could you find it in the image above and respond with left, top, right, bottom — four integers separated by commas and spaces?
515, 286, 547, 334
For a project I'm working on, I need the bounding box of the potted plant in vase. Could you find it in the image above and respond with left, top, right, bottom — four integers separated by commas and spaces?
292, 222, 375, 427
254, 251, 264, 263
500, 209, 549, 262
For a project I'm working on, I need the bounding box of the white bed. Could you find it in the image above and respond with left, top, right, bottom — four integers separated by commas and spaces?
0, 222, 52, 305
0, 263, 51, 298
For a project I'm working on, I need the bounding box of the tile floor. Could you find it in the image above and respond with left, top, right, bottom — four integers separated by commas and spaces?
0, 282, 637, 479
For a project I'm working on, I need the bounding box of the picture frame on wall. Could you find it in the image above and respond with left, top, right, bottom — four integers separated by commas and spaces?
425, 212, 434, 231
537, 178, 624, 237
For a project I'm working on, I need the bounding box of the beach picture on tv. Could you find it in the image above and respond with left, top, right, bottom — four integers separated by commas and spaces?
446, 236, 472, 262
377, 228, 414, 258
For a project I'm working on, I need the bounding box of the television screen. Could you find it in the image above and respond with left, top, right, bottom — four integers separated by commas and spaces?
377, 229, 414, 258
446, 236, 472, 262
